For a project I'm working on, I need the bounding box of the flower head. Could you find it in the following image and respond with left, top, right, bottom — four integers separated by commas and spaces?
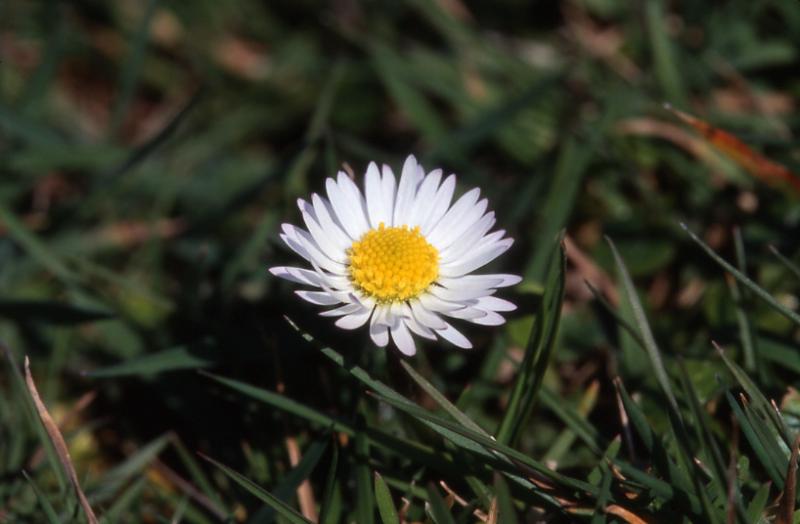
270, 155, 520, 355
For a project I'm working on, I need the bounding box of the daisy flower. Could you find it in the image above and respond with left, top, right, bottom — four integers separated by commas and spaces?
270, 155, 520, 355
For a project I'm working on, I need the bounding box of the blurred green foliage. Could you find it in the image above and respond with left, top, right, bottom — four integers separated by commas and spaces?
1, 0, 800, 522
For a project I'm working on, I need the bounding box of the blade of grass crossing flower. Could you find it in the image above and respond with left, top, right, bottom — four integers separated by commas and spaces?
400, 360, 489, 437
426, 483, 457, 524
608, 237, 719, 522
369, 391, 598, 496
202, 371, 460, 475
199, 453, 312, 524
355, 423, 375, 524
285, 319, 508, 462
497, 237, 565, 446
681, 223, 800, 328
374, 472, 400, 524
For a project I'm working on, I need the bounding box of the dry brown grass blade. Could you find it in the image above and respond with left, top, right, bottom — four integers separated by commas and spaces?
24, 357, 99, 524
285, 436, 318, 522
606, 504, 651, 524
665, 104, 800, 194
777, 433, 800, 524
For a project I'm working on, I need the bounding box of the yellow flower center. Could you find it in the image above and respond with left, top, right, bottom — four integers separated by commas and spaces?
348, 223, 439, 303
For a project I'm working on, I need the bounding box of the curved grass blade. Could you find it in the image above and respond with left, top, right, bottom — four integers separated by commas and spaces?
199, 453, 312, 524
681, 223, 800, 328
24, 357, 98, 524
769, 245, 800, 281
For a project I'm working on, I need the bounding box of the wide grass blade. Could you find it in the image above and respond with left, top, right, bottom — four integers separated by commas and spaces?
374, 472, 399, 524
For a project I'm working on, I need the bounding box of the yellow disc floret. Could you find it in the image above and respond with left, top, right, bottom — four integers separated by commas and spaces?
348, 223, 439, 303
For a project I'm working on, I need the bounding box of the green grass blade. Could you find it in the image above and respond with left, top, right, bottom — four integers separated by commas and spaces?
426, 483, 456, 524
22, 471, 60, 524
609, 236, 719, 522
199, 453, 312, 524
355, 423, 375, 524
374, 472, 399, 524
682, 223, 800, 328
86, 345, 214, 378
319, 439, 341, 524
497, 237, 565, 446
769, 245, 800, 281
493, 474, 519, 524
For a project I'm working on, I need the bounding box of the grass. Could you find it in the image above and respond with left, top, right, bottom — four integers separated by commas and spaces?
1, 0, 800, 522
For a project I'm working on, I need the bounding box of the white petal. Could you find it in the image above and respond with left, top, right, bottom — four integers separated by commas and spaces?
326, 177, 368, 240
438, 238, 514, 277
365, 162, 389, 228
444, 307, 487, 320
269, 266, 350, 291
443, 274, 521, 289
409, 300, 447, 329
476, 296, 517, 312
428, 285, 496, 302
280, 226, 347, 276
269, 266, 323, 287
418, 293, 462, 312
427, 196, 488, 250
301, 211, 347, 263
380, 165, 397, 226
438, 212, 496, 263
425, 188, 481, 248
421, 174, 456, 234
390, 320, 417, 356
437, 275, 502, 291
311, 194, 352, 248
469, 310, 506, 326
369, 307, 390, 347
435, 322, 472, 349
320, 303, 363, 317
335, 307, 373, 330
393, 155, 418, 226
406, 168, 442, 227
337, 172, 371, 231
296, 290, 342, 306
402, 304, 437, 340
